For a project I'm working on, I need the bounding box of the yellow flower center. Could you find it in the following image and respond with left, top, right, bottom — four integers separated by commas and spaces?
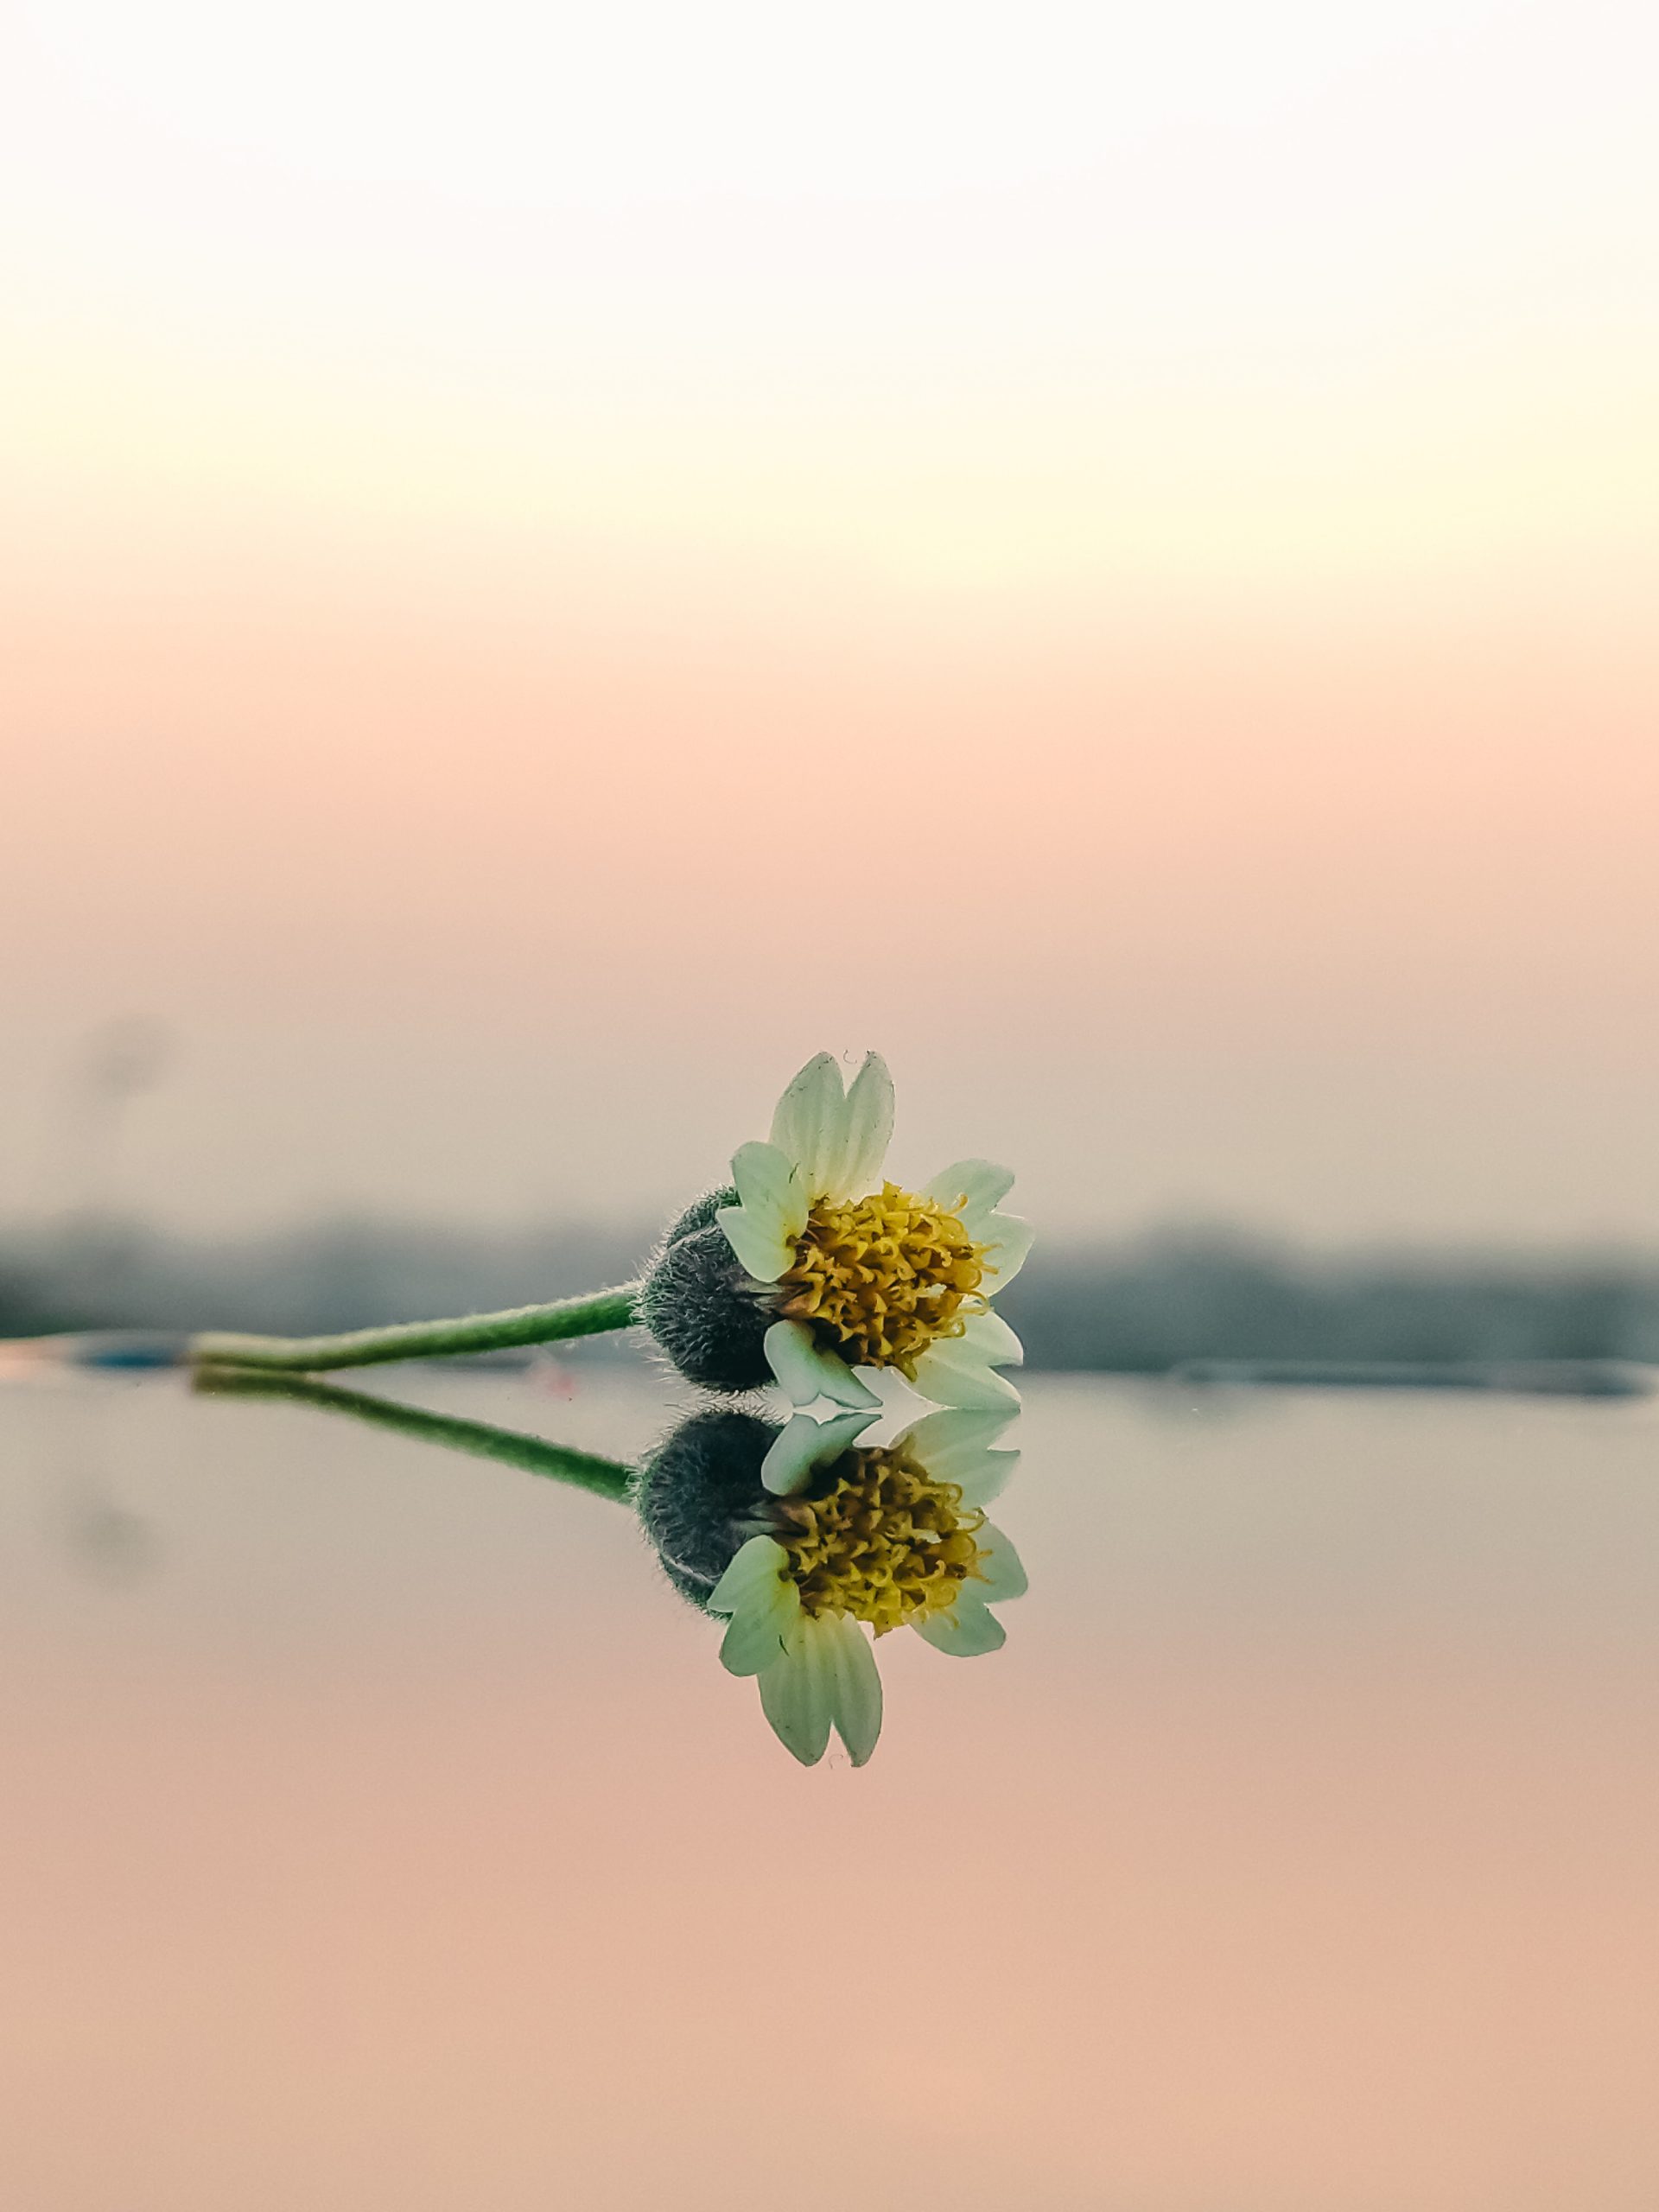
778, 1181, 988, 1369
773, 1446, 988, 1634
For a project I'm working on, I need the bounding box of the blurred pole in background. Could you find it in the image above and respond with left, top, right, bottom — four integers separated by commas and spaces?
60, 1015, 173, 1217
55, 1015, 175, 1320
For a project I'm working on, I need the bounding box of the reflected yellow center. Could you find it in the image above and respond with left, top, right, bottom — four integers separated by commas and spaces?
778, 1181, 988, 1369
773, 1446, 987, 1634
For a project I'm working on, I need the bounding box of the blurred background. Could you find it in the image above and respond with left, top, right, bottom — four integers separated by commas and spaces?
3, 0, 1658, 1362
7, 14, 1659, 2208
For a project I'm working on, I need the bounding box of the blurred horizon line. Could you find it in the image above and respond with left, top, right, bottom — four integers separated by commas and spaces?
10, 1209, 1659, 1375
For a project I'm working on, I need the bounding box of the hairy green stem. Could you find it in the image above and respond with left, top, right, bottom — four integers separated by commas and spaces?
189, 1284, 639, 1376
193, 1365, 635, 1503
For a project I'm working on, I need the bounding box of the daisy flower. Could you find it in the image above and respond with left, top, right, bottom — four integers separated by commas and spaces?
704, 1405, 1026, 1767
642, 1052, 1032, 1412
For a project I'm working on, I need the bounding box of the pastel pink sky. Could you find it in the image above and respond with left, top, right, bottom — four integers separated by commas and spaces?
3, 0, 1656, 1239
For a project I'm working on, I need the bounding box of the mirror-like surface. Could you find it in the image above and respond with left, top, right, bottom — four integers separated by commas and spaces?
3, 1370, 1656, 2209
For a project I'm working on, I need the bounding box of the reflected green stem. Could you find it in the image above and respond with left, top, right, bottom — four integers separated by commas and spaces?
194, 1366, 635, 1503
189, 1284, 640, 1375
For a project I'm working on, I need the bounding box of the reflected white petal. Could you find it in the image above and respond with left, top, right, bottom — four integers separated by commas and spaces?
950, 1449, 1021, 1508
825, 1616, 883, 1766
761, 1408, 880, 1496
910, 1594, 1007, 1657
719, 1575, 801, 1676
893, 1408, 1020, 1505
759, 1618, 835, 1764
709, 1533, 789, 1616
973, 1522, 1028, 1602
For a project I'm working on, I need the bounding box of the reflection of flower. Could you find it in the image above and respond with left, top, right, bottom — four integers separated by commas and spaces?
642, 1053, 1031, 1411
707, 1408, 1026, 1767
203, 1374, 1027, 1774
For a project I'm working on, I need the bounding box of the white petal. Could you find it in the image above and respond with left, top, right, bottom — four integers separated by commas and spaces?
925, 1159, 1015, 1236
719, 1573, 802, 1676
910, 1593, 1007, 1657
732, 1140, 808, 1245
980, 1211, 1034, 1288
761, 1408, 880, 1497
831, 1052, 895, 1201
893, 1408, 1020, 1506
708, 1532, 790, 1616
972, 1522, 1028, 1602
764, 1319, 880, 1410
717, 1204, 795, 1285
824, 1615, 883, 1766
959, 1307, 1024, 1368
758, 1618, 835, 1764
769, 1053, 849, 1200
906, 1339, 1022, 1411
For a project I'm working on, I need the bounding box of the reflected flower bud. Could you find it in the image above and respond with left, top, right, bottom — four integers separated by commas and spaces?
639, 1403, 1026, 1767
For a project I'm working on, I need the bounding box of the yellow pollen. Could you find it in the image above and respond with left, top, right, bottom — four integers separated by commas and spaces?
773, 1446, 988, 1634
779, 1181, 988, 1369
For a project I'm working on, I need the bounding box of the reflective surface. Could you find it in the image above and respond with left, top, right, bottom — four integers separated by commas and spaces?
3, 1369, 1657, 2209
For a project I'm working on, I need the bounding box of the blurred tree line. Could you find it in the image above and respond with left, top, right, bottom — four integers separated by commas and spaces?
996, 1230, 1659, 1370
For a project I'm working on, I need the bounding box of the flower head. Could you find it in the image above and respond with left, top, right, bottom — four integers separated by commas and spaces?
641, 1053, 1031, 1412
705, 1406, 1026, 1766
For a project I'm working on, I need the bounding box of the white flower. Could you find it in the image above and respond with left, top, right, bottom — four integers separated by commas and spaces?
707, 1407, 1026, 1767
715, 1052, 1033, 1413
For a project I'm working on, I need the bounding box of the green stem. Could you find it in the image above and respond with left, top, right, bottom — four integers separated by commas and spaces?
189, 1283, 639, 1375
193, 1366, 635, 1503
